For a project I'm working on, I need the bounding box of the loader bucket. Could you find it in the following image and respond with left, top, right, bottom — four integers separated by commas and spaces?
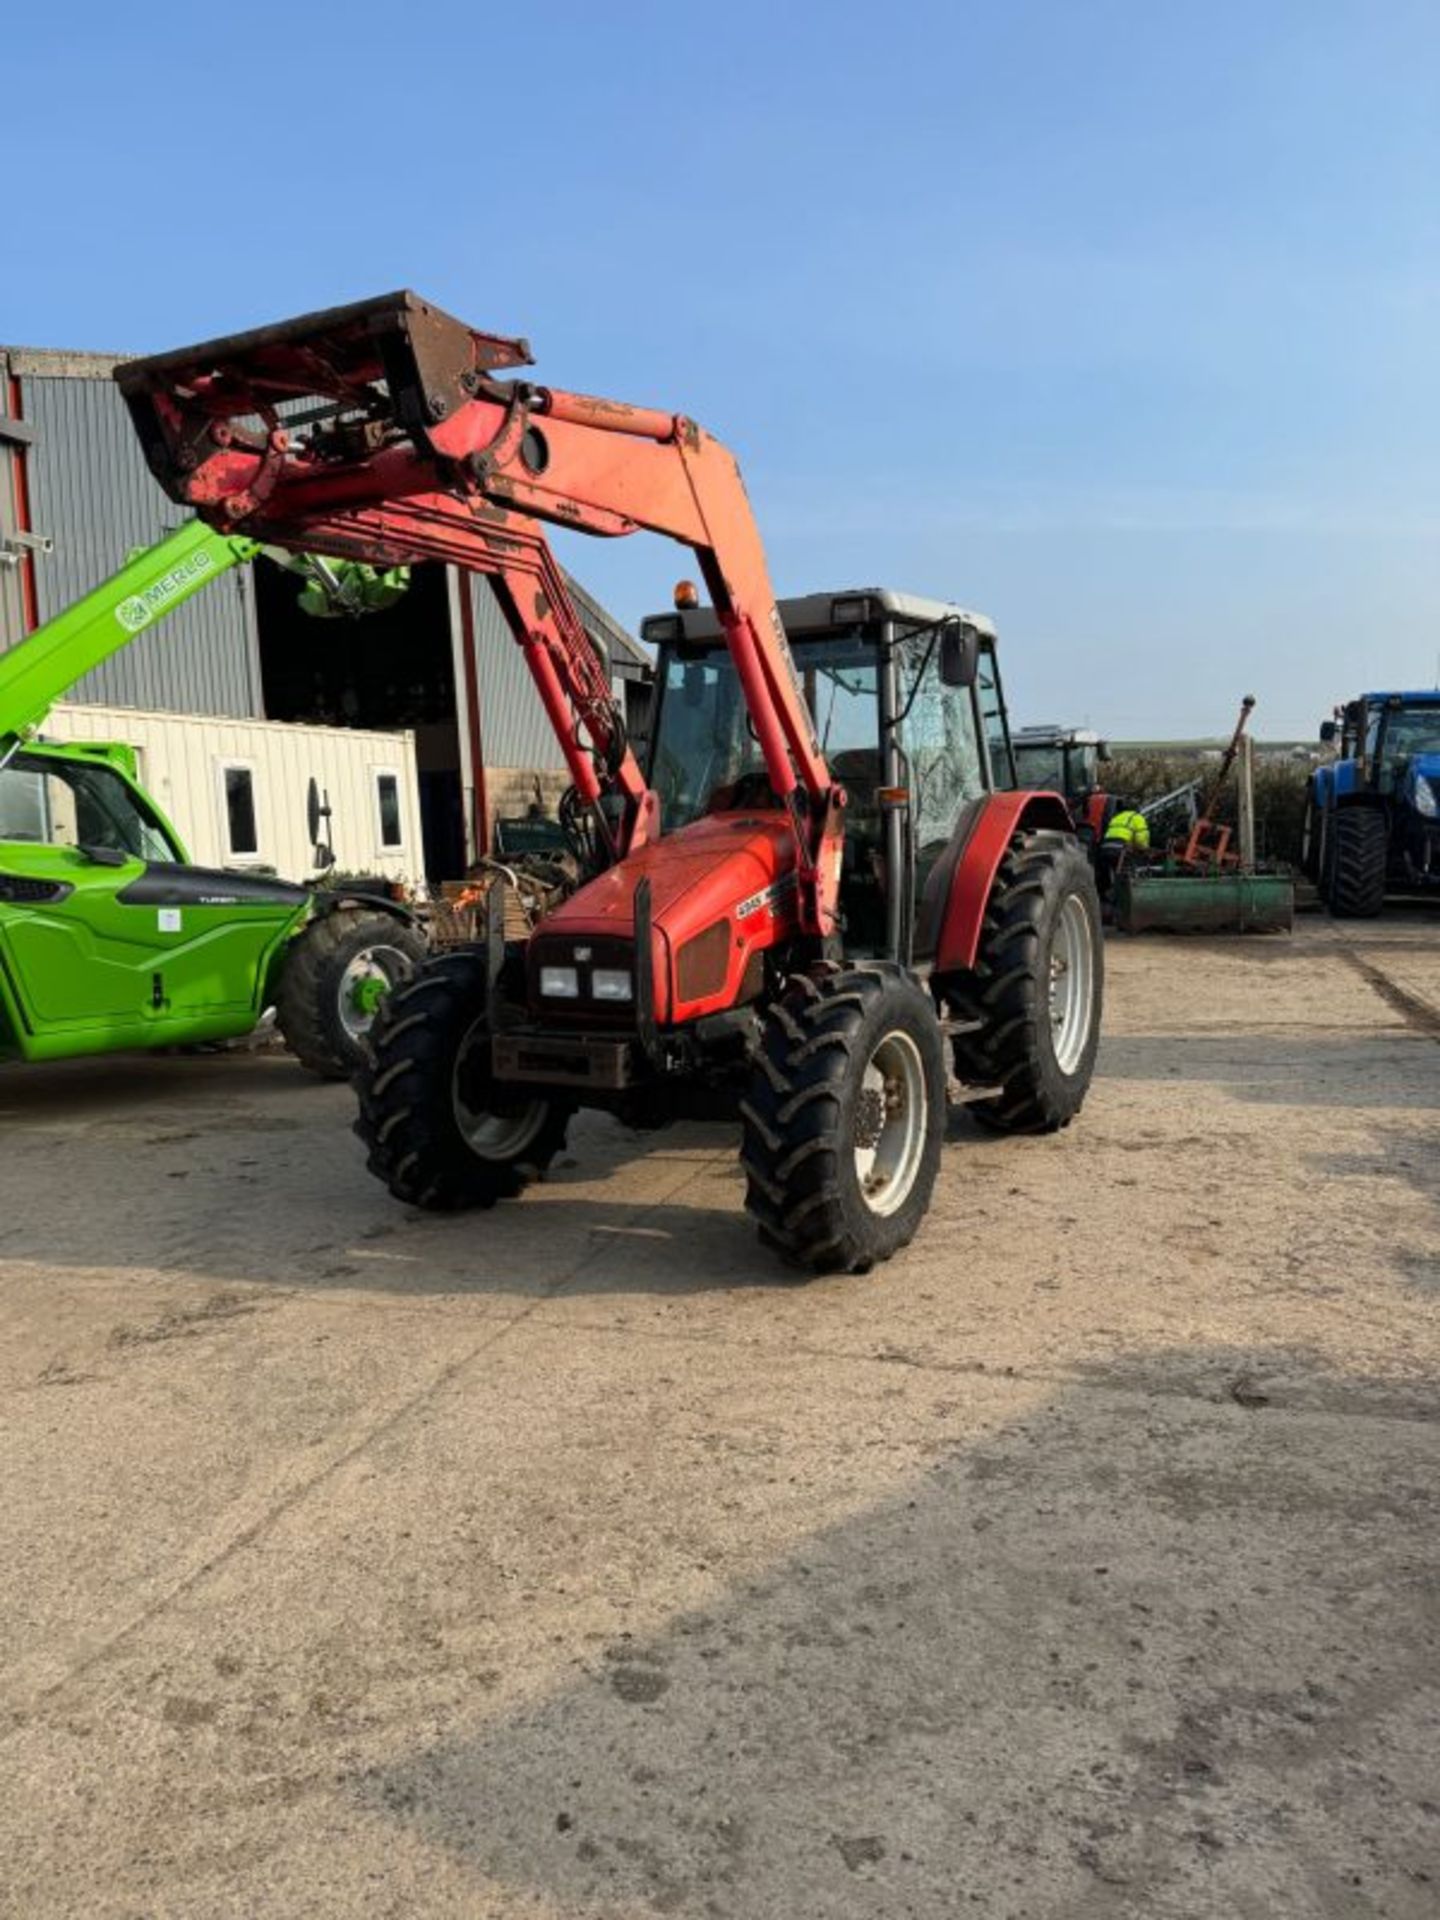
1115, 869, 1295, 935
115, 290, 532, 509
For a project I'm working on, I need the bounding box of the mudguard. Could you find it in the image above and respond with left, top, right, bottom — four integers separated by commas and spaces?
919, 790, 1073, 973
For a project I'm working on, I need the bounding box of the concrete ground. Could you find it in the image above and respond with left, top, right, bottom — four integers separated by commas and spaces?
1, 914, 1437, 1919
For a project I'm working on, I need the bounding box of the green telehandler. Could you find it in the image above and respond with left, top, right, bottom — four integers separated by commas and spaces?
0, 519, 426, 1075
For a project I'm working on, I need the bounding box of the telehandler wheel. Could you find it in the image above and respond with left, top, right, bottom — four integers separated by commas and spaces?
275, 908, 427, 1080
355, 949, 573, 1211
945, 831, 1102, 1135
740, 963, 947, 1275
1324, 807, 1387, 918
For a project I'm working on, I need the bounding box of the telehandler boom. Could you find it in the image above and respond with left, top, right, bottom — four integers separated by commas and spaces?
118, 291, 1103, 1272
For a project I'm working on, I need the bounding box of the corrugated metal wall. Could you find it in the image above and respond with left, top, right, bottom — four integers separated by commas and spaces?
467, 574, 637, 772
46, 702, 422, 883
12, 367, 263, 717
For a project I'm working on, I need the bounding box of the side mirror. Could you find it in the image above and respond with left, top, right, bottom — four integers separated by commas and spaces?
306, 775, 334, 869
938, 622, 980, 689
1097, 741, 1113, 765
1319, 720, 1337, 745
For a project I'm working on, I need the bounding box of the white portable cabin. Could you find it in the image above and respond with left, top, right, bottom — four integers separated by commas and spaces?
42, 704, 423, 885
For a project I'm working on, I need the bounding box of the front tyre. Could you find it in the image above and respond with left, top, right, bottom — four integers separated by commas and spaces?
1324, 806, 1387, 918
276, 908, 427, 1079
946, 831, 1103, 1134
354, 950, 572, 1210
741, 964, 946, 1275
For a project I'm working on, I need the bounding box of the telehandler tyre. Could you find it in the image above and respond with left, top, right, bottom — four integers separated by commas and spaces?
355, 949, 573, 1210
741, 963, 947, 1275
1323, 806, 1387, 919
945, 831, 1102, 1134
275, 908, 427, 1080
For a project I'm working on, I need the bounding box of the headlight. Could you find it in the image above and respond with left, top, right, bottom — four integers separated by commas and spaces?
591, 968, 633, 1003
1415, 778, 1438, 819
539, 965, 579, 998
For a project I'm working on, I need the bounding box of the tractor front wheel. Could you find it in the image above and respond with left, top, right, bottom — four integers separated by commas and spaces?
276, 908, 427, 1079
355, 950, 573, 1210
741, 964, 947, 1275
945, 832, 1103, 1134
1324, 806, 1387, 918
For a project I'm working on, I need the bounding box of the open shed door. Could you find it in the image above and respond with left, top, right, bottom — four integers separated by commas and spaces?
0, 356, 41, 654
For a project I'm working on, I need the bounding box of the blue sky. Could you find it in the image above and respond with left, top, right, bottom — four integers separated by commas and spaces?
9, 0, 1438, 735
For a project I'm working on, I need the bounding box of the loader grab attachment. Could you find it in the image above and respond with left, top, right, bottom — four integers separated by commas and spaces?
116, 291, 842, 932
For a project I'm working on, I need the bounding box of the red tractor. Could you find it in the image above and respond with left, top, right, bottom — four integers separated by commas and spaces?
118, 292, 1102, 1273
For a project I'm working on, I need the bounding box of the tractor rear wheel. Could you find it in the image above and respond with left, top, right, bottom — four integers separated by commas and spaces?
1299, 789, 1324, 883
945, 832, 1102, 1134
355, 949, 573, 1210
276, 908, 427, 1080
740, 964, 946, 1274
1325, 806, 1387, 918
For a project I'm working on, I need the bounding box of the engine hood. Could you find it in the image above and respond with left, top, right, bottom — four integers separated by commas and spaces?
1407, 752, 1440, 786
533, 812, 799, 1024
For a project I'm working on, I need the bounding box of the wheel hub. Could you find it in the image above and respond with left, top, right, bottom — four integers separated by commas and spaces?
855, 1086, 887, 1152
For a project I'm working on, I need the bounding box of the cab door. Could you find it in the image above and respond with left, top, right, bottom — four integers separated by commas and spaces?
0, 750, 295, 1044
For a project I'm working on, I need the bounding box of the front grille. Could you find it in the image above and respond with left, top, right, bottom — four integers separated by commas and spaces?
527, 935, 636, 1018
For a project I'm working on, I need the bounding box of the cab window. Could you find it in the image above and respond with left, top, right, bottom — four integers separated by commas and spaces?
895, 630, 986, 901
0, 754, 178, 861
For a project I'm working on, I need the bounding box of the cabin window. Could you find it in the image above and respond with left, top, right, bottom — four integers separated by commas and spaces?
220, 763, 259, 860
374, 770, 404, 850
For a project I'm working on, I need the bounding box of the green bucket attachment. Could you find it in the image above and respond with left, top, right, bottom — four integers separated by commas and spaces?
1115, 869, 1295, 935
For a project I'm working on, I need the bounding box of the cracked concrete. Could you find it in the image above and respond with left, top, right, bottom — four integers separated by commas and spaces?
1, 915, 1437, 1917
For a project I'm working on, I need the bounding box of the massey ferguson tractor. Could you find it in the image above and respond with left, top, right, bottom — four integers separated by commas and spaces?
117, 291, 1102, 1273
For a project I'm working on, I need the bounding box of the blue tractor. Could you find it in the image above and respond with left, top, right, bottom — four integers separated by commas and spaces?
1302, 691, 1440, 916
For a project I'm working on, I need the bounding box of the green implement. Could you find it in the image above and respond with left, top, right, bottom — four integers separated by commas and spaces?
0, 522, 425, 1074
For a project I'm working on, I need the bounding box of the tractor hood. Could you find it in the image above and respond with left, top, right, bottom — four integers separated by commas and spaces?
1408, 752, 1440, 787
530, 812, 799, 1025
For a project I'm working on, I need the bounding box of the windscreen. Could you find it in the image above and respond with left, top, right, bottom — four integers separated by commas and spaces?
0, 753, 179, 861
1383, 705, 1440, 761
649, 637, 881, 830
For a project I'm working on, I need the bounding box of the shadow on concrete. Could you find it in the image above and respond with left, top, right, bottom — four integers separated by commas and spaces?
348, 1343, 1440, 1919
1099, 1033, 1440, 1109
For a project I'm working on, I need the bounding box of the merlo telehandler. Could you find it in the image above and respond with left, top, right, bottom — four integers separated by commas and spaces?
0, 519, 425, 1074
117, 291, 1102, 1271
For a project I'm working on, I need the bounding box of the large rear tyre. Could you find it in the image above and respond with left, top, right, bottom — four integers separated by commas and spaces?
1324, 807, 1387, 918
945, 832, 1102, 1134
1299, 789, 1324, 883
276, 908, 427, 1080
355, 950, 573, 1210
740, 964, 946, 1275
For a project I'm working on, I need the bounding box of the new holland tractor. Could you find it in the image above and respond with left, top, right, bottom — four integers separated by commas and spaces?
1303, 690, 1440, 916
117, 290, 1103, 1273
0, 521, 426, 1073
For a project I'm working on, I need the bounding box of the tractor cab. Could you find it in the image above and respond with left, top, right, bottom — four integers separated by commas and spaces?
641, 589, 1018, 963
1009, 726, 1109, 807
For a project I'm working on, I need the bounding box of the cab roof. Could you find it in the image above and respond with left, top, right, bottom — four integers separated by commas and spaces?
643, 587, 998, 648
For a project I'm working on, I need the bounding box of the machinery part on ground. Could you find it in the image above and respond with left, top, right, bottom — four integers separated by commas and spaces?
1323, 805, 1389, 919
945, 833, 1103, 1132
355, 949, 573, 1209
274, 907, 428, 1078
1115, 869, 1295, 934
117, 294, 1104, 1274
1173, 695, 1257, 870
740, 964, 947, 1273
1310, 690, 1440, 913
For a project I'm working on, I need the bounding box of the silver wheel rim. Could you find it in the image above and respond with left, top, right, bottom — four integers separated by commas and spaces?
853, 1028, 927, 1217
337, 943, 411, 1040
1049, 893, 1096, 1076
451, 1017, 548, 1161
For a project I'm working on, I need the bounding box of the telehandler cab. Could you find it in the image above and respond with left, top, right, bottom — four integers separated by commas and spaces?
118, 291, 1102, 1271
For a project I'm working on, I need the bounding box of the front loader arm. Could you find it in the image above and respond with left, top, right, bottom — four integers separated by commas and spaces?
116, 292, 841, 933
0, 518, 255, 757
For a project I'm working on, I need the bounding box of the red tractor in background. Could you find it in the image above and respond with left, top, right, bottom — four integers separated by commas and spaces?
118, 292, 1102, 1273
